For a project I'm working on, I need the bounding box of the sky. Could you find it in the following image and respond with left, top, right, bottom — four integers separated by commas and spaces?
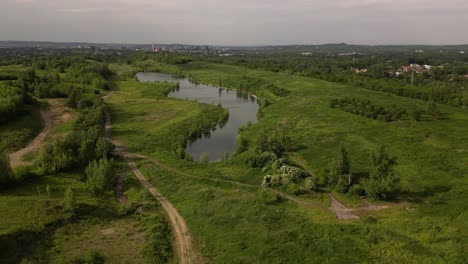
1, 0, 467, 45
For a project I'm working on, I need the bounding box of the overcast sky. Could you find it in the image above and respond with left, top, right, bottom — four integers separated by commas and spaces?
1, 0, 467, 45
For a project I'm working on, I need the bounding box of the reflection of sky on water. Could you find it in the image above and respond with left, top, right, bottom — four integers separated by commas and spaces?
136, 72, 259, 162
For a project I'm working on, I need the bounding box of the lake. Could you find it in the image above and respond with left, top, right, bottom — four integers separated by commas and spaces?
136, 72, 259, 162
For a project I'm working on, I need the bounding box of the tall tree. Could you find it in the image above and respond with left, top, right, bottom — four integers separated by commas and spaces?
367, 146, 398, 200
333, 146, 352, 193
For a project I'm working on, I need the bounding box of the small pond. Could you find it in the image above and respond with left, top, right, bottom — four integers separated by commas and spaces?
136, 72, 259, 162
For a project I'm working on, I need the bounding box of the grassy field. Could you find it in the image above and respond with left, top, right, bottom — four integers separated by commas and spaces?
107, 62, 467, 263
0, 159, 174, 263
0, 87, 174, 263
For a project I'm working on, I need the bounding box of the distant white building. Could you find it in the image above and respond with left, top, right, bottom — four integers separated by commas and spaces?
460, 51, 465, 54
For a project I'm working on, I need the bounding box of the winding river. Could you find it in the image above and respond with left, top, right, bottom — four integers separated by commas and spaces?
136, 72, 259, 162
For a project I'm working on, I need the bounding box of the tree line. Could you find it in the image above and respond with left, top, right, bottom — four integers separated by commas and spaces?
331, 97, 441, 122
205, 54, 468, 107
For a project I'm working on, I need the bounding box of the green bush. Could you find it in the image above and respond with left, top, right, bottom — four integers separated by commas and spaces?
141, 215, 173, 263
249, 151, 277, 168
85, 158, 114, 195
366, 146, 398, 200
303, 177, 318, 192
257, 188, 280, 204
285, 182, 300, 195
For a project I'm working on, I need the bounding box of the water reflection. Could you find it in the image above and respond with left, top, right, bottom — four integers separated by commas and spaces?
136, 72, 259, 162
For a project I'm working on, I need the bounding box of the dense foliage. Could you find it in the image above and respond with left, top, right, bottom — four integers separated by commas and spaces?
35, 95, 113, 175
331, 97, 408, 122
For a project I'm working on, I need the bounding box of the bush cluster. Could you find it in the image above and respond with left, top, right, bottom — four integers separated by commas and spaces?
320, 146, 398, 200
35, 98, 113, 175
330, 97, 407, 122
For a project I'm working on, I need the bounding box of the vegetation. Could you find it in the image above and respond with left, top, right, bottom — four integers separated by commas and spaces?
0, 47, 466, 263
331, 97, 408, 122
85, 158, 114, 195
0, 56, 172, 263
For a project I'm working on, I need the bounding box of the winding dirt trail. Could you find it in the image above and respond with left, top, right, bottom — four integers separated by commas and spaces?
128, 152, 395, 219
128, 153, 329, 209
134, 153, 393, 219
103, 93, 196, 264
9, 109, 53, 167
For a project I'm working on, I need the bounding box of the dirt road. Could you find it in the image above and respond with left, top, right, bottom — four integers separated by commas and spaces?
128, 151, 393, 220
125, 156, 195, 264
103, 94, 196, 264
328, 193, 390, 219
9, 110, 53, 167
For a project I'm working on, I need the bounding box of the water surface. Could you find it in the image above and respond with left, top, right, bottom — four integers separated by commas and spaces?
136, 72, 259, 162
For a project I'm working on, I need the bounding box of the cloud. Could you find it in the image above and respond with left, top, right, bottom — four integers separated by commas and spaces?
0, 0, 467, 45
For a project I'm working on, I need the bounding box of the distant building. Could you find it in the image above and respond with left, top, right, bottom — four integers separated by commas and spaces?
354, 68, 368, 74
338, 52, 356, 56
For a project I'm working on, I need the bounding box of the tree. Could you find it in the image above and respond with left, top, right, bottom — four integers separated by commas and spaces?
85, 158, 113, 195
366, 146, 398, 200
63, 188, 75, 211
329, 147, 352, 193
95, 137, 114, 159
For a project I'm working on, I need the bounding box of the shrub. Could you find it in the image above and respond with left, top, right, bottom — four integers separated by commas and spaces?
348, 184, 365, 196
11, 165, 36, 182
141, 215, 173, 263
257, 188, 280, 204
63, 188, 75, 212
271, 158, 289, 171
303, 177, 318, 192
235, 134, 249, 153
72, 250, 106, 264
85, 158, 113, 195
285, 182, 300, 195
278, 165, 309, 180
249, 151, 278, 168
261, 175, 273, 187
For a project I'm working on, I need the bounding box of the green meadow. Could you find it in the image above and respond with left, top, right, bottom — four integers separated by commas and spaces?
105, 61, 467, 263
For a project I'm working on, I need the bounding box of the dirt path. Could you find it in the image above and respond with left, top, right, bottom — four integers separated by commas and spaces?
103, 94, 196, 264
328, 193, 390, 219
9, 110, 53, 167
124, 149, 393, 220
136, 153, 395, 219
128, 153, 329, 209
125, 156, 195, 264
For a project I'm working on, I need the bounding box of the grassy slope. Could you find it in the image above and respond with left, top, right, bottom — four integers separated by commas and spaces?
0, 106, 43, 155
108, 63, 466, 263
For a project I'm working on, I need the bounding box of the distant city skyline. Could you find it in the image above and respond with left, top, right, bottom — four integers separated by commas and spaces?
1, 0, 467, 45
